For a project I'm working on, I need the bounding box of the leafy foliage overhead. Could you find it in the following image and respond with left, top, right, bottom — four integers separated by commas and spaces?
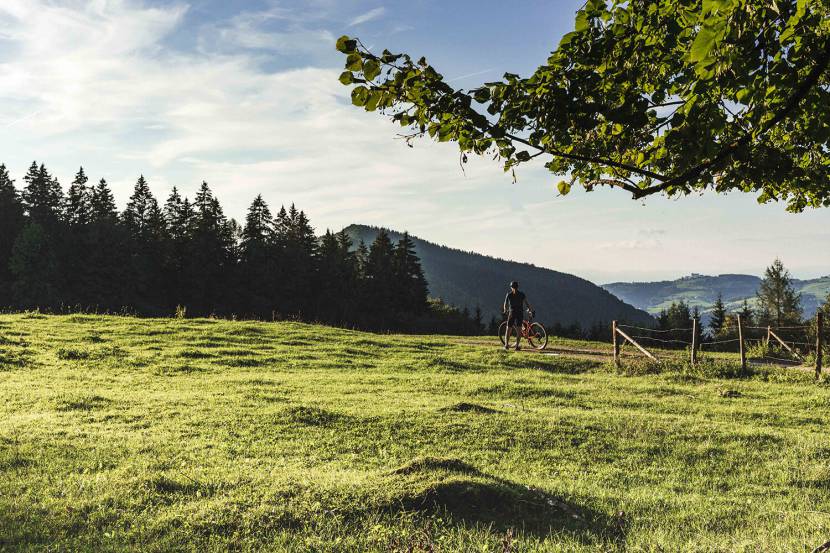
337, 0, 830, 211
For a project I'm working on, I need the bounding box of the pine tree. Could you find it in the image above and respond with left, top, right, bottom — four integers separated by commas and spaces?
62, 168, 95, 308
9, 223, 60, 309
64, 167, 91, 227
163, 187, 195, 310
122, 176, 159, 237
317, 230, 343, 322
474, 305, 484, 334
90, 179, 118, 223
0, 165, 25, 306
22, 162, 63, 227
239, 195, 276, 316
122, 176, 166, 313
365, 229, 396, 328
277, 204, 318, 317
709, 293, 727, 336
392, 232, 428, 315
738, 299, 754, 327
756, 259, 803, 328
187, 182, 235, 315
86, 179, 124, 311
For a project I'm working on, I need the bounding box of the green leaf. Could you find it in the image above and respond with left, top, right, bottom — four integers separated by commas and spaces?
363, 60, 381, 81
335, 35, 357, 53
516, 151, 531, 162
345, 53, 363, 72
575, 11, 589, 32
338, 71, 354, 85
559, 31, 579, 47
557, 180, 571, 195
351, 86, 369, 107
690, 26, 717, 63
365, 90, 381, 112
473, 87, 491, 103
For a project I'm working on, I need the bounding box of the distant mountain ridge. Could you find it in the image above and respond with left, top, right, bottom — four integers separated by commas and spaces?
602, 273, 830, 318
342, 224, 654, 327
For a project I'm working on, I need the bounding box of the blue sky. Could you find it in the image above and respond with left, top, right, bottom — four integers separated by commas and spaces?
0, 0, 828, 283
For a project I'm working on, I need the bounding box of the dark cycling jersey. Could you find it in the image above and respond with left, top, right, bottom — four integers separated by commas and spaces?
505, 291, 526, 313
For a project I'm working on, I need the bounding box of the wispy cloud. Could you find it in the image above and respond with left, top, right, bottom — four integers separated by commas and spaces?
0, 0, 493, 227
447, 68, 496, 83
349, 7, 385, 26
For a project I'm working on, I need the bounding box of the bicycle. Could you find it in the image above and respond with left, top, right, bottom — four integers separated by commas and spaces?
498, 309, 548, 350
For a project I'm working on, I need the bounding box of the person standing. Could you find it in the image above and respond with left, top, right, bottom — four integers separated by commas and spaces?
503, 281, 534, 351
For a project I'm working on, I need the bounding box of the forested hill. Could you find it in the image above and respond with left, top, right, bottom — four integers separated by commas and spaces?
603, 273, 830, 317
343, 224, 654, 327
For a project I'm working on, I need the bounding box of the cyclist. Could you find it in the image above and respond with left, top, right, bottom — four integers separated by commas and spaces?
503, 281, 534, 351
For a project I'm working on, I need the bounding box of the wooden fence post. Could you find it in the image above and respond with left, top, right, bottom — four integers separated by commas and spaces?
691, 317, 698, 367
615, 327, 659, 362
817, 312, 824, 380
612, 321, 620, 367
737, 314, 747, 374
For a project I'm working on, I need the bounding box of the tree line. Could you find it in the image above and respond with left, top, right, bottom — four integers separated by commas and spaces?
0, 162, 483, 333
653, 259, 830, 347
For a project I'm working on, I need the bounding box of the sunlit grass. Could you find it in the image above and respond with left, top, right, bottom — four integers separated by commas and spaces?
1, 314, 828, 552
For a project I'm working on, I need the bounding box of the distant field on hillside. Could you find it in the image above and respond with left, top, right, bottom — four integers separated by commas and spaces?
603, 274, 830, 319
2, 314, 830, 552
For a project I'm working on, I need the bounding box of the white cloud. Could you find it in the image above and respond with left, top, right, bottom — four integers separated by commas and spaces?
348, 7, 385, 26
0, 0, 499, 230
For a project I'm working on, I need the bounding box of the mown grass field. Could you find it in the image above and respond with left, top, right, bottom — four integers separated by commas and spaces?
2, 313, 830, 552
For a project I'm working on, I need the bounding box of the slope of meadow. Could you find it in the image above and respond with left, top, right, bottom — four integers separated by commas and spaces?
1, 314, 829, 552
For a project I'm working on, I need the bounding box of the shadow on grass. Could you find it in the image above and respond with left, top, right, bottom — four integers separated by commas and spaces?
381, 456, 623, 542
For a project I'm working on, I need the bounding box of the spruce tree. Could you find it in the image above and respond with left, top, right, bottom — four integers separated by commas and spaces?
122, 176, 166, 313
62, 167, 96, 307
709, 293, 727, 336
317, 230, 343, 322
64, 167, 91, 227
87, 179, 124, 311
22, 162, 63, 227
474, 306, 483, 334
188, 182, 235, 315
756, 259, 803, 328
278, 205, 318, 317
9, 223, 60, 309
0, 165, 25, 306
239, 195, 276, 316
90, 179, 118, 222
365, 229, 396, 327
392, 232, 428, 315
738, 299, 754, 327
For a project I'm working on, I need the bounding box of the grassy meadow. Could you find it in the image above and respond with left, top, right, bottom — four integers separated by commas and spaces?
2, 313, 830, 552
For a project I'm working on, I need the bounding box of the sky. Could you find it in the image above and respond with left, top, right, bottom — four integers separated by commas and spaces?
0, 0, 828, 284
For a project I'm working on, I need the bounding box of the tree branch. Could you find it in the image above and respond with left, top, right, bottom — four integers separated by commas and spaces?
630, 40, 830, 199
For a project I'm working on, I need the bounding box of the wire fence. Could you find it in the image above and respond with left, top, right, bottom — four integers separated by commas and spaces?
613, 313, 828, 375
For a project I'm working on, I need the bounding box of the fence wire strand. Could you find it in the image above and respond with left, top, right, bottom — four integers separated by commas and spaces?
629, 335, 692, 346
618, 324, 693, 333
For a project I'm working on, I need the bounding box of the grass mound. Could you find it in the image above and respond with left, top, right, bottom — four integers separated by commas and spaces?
439, 402, 499, 414
53, 393, 111, 411
284, 405, 343, 426
384, 457, 613, 540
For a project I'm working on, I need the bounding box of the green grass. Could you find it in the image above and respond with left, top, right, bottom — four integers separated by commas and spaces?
1, 314, 830, 552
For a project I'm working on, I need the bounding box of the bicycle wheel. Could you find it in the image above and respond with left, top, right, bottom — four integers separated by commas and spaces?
499, 322, 519, 349
527, 322, 548, 350
498, 322, 507, 346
